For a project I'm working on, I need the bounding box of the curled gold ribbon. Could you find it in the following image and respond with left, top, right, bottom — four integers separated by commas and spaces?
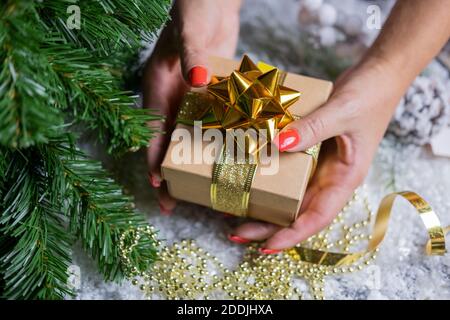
288, 191, 448, 265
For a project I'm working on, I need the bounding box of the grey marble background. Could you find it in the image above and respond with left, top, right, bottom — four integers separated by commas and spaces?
74, 0, 450, 300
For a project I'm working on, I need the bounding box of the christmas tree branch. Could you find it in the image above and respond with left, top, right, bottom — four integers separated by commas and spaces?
0, 147, 74, 299
37, 0, 171, 56
0, 2, 63, 148
49, 138, 158, 281
0, 136, 159, 298
1, 0, 170, 151
44, 42, 161, 154
0, 0, 169, 298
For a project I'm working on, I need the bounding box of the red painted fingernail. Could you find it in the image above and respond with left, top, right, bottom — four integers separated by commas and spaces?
259, 248, 282, 255
228, 234, 251, 244
222, 213, 234, 218
188, 66, 207, 87
148, 173, 161, 188
159, 203, 172, 216
275, 129, 301, 152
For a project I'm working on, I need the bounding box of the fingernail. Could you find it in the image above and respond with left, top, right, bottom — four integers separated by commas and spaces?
275, 128, 301, 152
188, 66, 207, 87
222, 213, 234, 218
259, 248, 282, 255
228, 234, 251, 244
148, 173, 161, 188
159, 203, 172, 216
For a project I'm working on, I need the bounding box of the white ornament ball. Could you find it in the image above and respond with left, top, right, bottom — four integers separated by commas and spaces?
303, 0, 323, 12
319, 26, 337, 47
318, 3, 337, 27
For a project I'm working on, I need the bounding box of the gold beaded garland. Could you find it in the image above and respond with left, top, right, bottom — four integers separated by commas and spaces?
120, 187, 379, 300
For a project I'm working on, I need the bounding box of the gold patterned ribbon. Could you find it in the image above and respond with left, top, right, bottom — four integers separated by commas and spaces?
210, 147, 258, 217
288, 191, 448, 265
178, 56, 319, 218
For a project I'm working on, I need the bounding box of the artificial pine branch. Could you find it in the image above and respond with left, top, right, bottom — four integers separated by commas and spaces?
0, 0, 171, 299
0, 136, 159, 298
37, 0, 169, 56
0, 2, 63, 148
0, 147, 74, 299
53, 139, 158, 280
1, 0, 170, 152
44, 41, 161, 154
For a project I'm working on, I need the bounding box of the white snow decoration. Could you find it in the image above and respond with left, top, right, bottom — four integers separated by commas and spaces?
318, 3, 338, 27
302, 0, 324, 12
318, 26, 337, 46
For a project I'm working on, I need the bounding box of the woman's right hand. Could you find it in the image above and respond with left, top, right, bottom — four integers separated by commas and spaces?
143, 0, 242, 214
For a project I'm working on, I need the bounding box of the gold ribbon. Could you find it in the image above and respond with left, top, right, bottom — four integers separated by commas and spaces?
210, 147, 258, 217
288, 191, 448, 265
178, 55, 318, 218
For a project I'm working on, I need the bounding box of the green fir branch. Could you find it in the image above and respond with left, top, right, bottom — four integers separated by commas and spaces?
0, 0, 170, 299
37, 0, 171, 56
44, 41, 161, 154
0, 136, 159, 298
49, 138, 158, 281
0, 147, 74, 299
0, 2, 63, 148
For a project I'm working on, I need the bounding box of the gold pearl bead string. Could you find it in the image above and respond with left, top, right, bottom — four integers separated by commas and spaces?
119, 186, 377, 300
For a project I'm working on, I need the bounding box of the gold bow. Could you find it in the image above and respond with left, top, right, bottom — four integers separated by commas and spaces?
177, 55, 302, 157
205, 55, 301, 141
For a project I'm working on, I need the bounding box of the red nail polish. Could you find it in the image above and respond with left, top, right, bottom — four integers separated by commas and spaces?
148, 173, 161, 188
259, 248, 282, 255
159, 203, 172, 216
228, 234, 251, 244
276, 129, 301, 152
222, 213, 234, 218
188, 66, 207, 87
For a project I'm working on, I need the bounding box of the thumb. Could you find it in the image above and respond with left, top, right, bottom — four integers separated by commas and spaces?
179, 32, 210, 87
275, 102, 345, 152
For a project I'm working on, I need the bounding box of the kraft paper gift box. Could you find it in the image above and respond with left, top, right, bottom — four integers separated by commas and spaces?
161, 56, 333, 226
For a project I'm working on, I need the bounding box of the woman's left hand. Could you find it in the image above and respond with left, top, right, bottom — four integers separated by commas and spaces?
230, 58, 406, 253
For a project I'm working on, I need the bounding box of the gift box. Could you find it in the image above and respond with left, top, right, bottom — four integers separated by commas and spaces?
161, 56, 332, 226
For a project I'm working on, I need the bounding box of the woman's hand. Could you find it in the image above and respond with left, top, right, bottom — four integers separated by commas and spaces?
230, 58, 407, 252
143, 0, 241, 213
230, 0, 450, 252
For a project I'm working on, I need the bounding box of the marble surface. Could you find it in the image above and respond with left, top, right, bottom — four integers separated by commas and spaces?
74, 0, 450, 300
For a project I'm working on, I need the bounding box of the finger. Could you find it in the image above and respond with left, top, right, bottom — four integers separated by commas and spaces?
262, 185, 355, 250
178, 34, 209, 87
145, 102, 177, 208
174, 2, 210, 86
143, 38, 187, 187
274, 99, 348, 152
146, 128, 170, 187
158, 182, 177, 215
143, 70, 175, 188
230, 221, 281, 242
